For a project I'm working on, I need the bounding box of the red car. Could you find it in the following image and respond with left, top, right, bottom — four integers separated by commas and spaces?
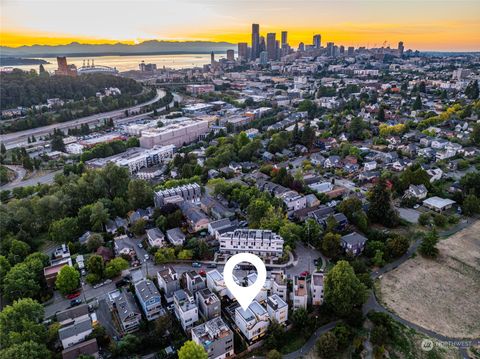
66, 291, 81, 299
300, 271, 310, 277
199, 270, 206, 277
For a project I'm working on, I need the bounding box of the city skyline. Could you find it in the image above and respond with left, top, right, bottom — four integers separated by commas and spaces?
1, 0, 479, 51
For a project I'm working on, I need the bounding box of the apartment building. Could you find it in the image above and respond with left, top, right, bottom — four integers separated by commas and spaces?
157, 266, 180, 304
196, 288, 221, 321
219, 229, 284, 258
266, 294, 288, 325
154, 183, 202, 207
311, 272, 325, 306
291, 276, 308, 310
185, 270, 207, 293
191, 317, 234, 359
235, 301, 270, 342
140, 119, 209, 148
85, 145, 175, 174
173, 289, 199, 332
134, 279, 163, 321
206, 269, 227, 298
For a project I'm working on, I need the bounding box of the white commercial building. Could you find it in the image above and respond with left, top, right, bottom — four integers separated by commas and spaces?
219, 229, 284, 258
235, 301, 270, 342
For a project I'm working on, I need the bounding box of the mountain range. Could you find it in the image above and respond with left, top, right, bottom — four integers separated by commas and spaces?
0, 40, 237, 57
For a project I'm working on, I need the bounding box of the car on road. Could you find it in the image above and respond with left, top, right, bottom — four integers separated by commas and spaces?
70, 299, 82, 307
137, 243, 143, 248
66, 291, 81, 299
144, 254, 150, 260
300, 271, 310, 277
413, 204, 420, 209
80, 269, 86, 276
207, 263, 217, 268
192, 262, 202, 268
199, 270, 206, 276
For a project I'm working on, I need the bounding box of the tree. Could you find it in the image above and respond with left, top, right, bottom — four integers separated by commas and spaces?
372, 250, 385, 267
303, 218, 322, 247
105, 257, 129, 278
291, 308, 309, 335
324, 260, 367, 317
90, 201, 109, 232
127, 179, 153, 209
462, 194, 480, 216
7, 239, 30, 264
0, 255, 11, 289
412, 94, 422, 110
50, 134, 65, 152
348, 117, 365, 140
3, 263, 41, 301
177, 249, 194, 260
178, 340, 208, 359
155, 247, 176, 264
86, 233, 104, 252
316, 332, 338, 359
321, 232, 342, 259
418, 212, 431, 226
0, 340, 50, 359
465, 80, 479, 99
419, 230, 439, 258
247, 198, 273, 228
471, 123, 480, 146
367, 178, 399, 227
385, 235, 409, 259
86, 255, 104, 278
266, 349, 282, 359
0, 298, 46, 348
433, 213, 447, 227
265, 320, 285, 350
49, 217, 80, 243
131, 218, 146, 236
116, 334, 141, 356
55, 265, 80, 295
376, 105, 385, 122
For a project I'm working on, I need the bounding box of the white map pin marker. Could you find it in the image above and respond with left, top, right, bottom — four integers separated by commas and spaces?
223, 253, 267, 311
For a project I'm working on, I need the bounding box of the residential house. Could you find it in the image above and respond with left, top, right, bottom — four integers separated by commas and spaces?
173, 289, 199, 332
114, 292, 142, 333
180, 201, 209, 232
247, 272, 268, 303
166, 227, 186, 246
191, 317, 234, 359
423, 196, 456, 212
291, 276, 308, 310
62, 339, 99, 359
266, 294, 288, 325
157, 266, 180, 304
270, 270, 288, 301
206, 269, 227, 298
196, 288, 221, 321
134, 279, 163, 321
235, 301, 270, 342
146, 228, 165, 248
340, 232, 368, 256
427, 168, 443, 183
311, 272, 324, 306
404, 184, 428, 200
185, 270, 207, 293
58, 316, 93, 349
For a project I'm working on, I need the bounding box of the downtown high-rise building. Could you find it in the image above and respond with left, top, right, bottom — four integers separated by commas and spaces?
238, 42, 249, 61
251, 23, 260, 60
326, 42, 335, 57
281, 31, 288, 47
266, 33, 277, 60
347, 46, 355, 56
298, 42, 305, 52
226, 49, 235, 61
313, 34, 321, 49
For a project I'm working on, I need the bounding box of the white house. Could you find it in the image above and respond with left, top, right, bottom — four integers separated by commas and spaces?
363, 161, 377, 171
235, 301, 270, 342
206, 269, 227, 298
146, 228, 165, 248
311, 272, 324, 306
270, 270, 288, 301
266, 294, 288, 325
173, 289, 199, 332
423, 196, 456, 212
247, 273, 268, 303
58, 316, 93, 349
291, 276, 308, 310
427, 168, 443, 183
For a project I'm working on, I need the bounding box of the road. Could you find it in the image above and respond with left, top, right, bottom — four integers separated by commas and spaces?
1, 169, 62, 190
1, 89, 166, 149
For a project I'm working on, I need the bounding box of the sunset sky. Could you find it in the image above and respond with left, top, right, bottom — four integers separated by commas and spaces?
1, 0, 479, 51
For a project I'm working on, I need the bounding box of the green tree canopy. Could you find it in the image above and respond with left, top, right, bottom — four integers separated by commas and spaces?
178, 340, 208, 359
55, 265, 80, 295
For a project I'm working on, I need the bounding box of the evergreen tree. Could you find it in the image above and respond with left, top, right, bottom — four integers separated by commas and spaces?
413, 94, 422, 110
376, 105, 385, 122
419, 229, 439, 258
367, 177, 399, 227
465, 80, 479, 100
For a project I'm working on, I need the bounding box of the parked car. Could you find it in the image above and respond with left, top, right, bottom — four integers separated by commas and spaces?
207, 263, 217, 268
144, 254, 150, 260
66, 291, 81, 300
70, 299, 82, 307
199, 270, 206, 276
300, 271, 310, 277
192, 262, 202, 268
137, 243, 143, 248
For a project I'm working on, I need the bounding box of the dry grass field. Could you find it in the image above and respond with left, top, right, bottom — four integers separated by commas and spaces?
378, 220, 480, 339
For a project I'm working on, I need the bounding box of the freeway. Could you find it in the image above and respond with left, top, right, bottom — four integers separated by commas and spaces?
0, 169, 62, 191
0, 89, 167, 149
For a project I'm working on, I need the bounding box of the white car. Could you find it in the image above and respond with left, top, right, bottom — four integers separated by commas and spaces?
144, 254, 150, 260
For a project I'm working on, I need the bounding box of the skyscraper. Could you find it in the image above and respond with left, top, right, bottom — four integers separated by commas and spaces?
251, 23, 260, 60
266, 33, 277, 60
347, 46, 355, 56
326, 42, 334, 57
226, 49, 235, 61
313, 34, 321, 49
238, 43, 248, 61
281, 31, 288, 47
398, 41, 404, 56
298, 42, 305, 52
